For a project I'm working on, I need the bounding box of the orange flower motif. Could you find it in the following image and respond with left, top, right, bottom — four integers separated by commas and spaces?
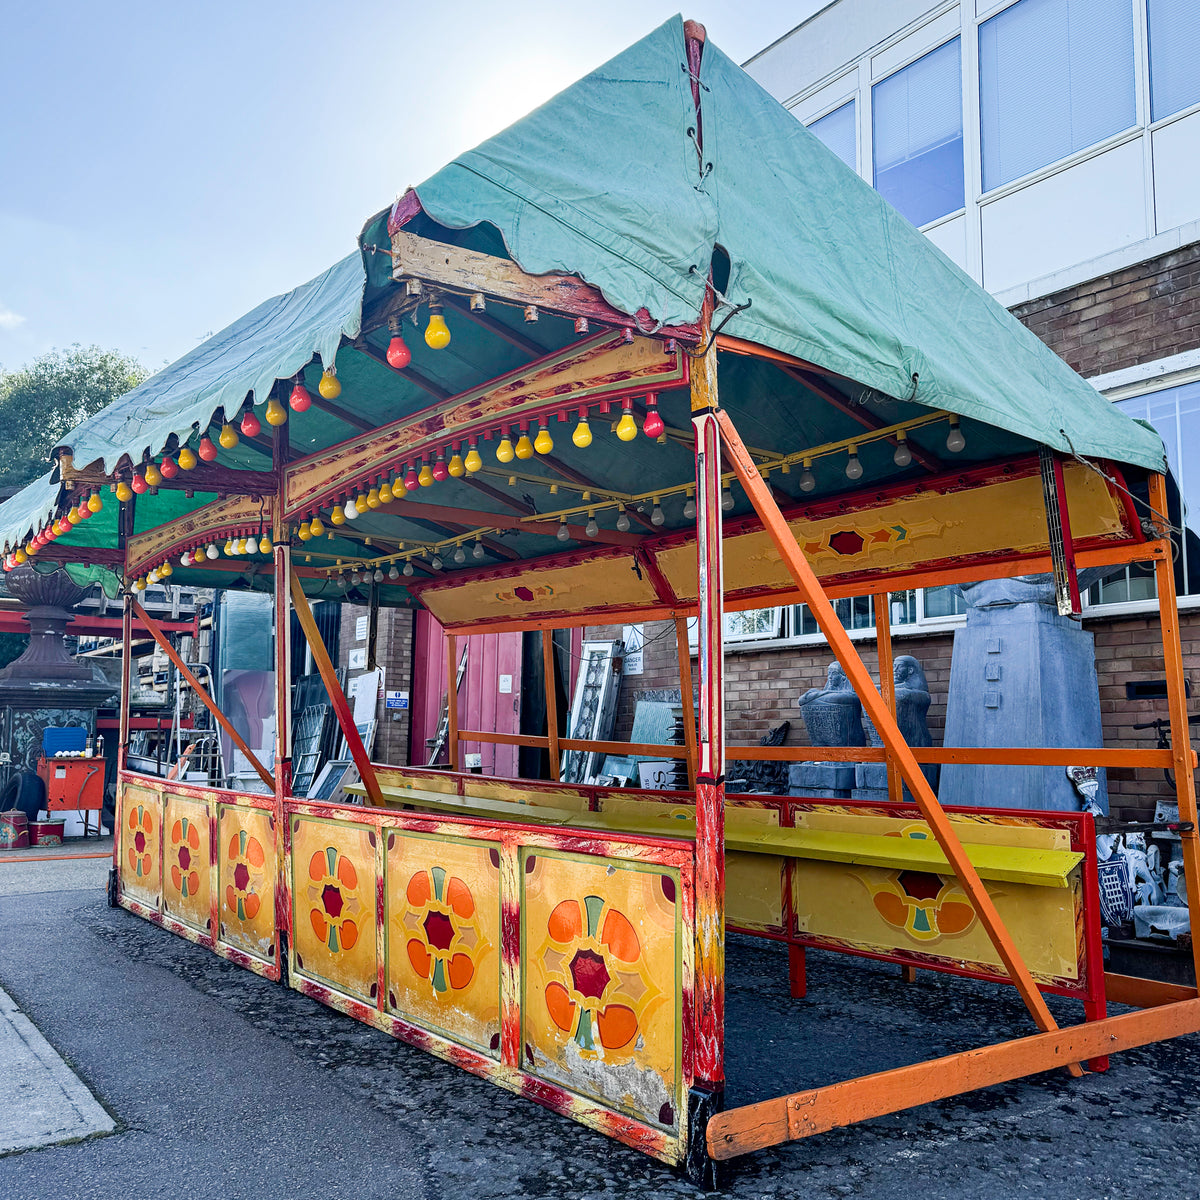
306, 846, 362, 953
126, 805, 154, 879
225, 829, 266, 922
169, 815, 202, 899
402, 866, 482, 994
540, 894, 651, 1053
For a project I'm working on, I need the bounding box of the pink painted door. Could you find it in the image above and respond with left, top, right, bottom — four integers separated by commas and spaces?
411, 611, 523, 776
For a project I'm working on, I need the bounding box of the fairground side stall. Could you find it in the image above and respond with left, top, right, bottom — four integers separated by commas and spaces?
3, 19, 1199, 1187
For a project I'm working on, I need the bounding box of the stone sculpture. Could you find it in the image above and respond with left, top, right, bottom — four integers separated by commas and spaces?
939, 572, 1109, 813
789, 663, 864, 797
855, 655, 938, 801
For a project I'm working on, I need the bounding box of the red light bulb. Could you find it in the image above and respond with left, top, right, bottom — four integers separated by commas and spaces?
387, 334, 412, 370
642, 396, 665, 439
404, 466, 419, 491
289, 383, 312, 412
131, 472, 148, 494
241, 409, 261, 437
198, 436, 218, 462
160, 455, 178, 478
431, 454, 448, 482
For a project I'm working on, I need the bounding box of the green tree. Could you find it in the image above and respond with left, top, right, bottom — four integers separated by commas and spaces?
0, 344, 148, 491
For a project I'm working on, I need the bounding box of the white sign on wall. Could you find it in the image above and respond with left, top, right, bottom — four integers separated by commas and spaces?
348, 648, 367, 670
622, 624, 645, 675
498, 674, 513, 694
355, 616, 368, 641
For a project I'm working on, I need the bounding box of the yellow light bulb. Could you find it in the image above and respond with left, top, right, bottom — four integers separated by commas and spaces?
259, 534, 272, 554
330, 505, 346, 525
319, 369, 341, 399
219, 423, 239, 449
223, 539, 234, 555
533, 426, 553, 454
87, 493, 102, 513
356, 493, 369, 513
178, 446, 198, 470
572, 418, 593, 448
418, 464, 434, 487
115, 481, 133, 503
298, 521, 311, 541
67, 507, 82, 525
447, 453, 465, 478
379, 480, 393, 504
464, 446, 482, 472
515, 433, 534, 459
265, 397, 288, 426
615, 411, 638, 441
26, 542, 37, 556
310, 515, 325, 536
134, 577, 147, 591
14, 548, 26, 564
424, 308, 451, 349
160, 561, 173, 577
495, 437, 514, 464
367, 487, 381, 509
143, 462, 162, 487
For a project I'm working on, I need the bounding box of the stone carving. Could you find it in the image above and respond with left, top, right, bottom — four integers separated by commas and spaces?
939, 572, 1109, 813
856, 656, 938, 800
789, 663, 864, 797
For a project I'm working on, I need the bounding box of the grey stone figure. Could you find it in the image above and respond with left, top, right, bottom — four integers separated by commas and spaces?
788, 663, 864, 797
938, 572, 1110, 814
855, 655, 938, 800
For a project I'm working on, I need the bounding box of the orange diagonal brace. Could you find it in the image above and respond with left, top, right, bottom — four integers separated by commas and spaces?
289, 571, 384, 807
132, 599, 274, 791
715, 409, 1076, 1060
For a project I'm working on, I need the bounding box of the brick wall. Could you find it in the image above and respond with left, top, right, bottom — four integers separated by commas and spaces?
1011, 242, 1200, 378
336, 601, 415, 767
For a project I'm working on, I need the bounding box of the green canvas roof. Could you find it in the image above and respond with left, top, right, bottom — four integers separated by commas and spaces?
403, 14, 1164, 473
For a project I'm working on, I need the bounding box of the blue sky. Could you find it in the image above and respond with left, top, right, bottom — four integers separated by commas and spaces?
0, 2, 820, 372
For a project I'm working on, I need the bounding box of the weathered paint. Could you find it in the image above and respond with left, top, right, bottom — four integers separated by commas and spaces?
126, 493, 276, 577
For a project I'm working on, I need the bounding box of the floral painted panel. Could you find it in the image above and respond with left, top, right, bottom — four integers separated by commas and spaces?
385, 831, 501, 1056
162, 793, 211, 934
291, 816, 378, 1004
218, 805, 276, 962
120, 782, 161, 909
522, 850, 681, 1131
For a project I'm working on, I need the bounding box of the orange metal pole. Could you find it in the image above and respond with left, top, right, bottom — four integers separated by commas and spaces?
543, 632, 561, 781
132, 599, 275, 790
288, 572, 385, 806
1148, 472, 1200, 985
715, 408, 1072, 1054
873, 592, 902, 803
675, 617, 699, 790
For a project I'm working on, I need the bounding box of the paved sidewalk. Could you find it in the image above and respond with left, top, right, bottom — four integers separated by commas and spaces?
0, 984, 115, 1154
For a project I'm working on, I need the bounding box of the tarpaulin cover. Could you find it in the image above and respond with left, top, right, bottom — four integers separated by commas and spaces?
60, 252, 366, 474
0, 472, 61, 554
408, 15, 1165, 473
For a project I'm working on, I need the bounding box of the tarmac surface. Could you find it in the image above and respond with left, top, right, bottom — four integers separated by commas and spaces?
2, 845, 1200, 1198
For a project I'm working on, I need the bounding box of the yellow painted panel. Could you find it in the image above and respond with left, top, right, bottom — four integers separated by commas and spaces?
375, 768, 459, 795
120, 783, 162, 909
464, 778, 590, 811
727, 852, 785, 932
292, 817, 378, 1003
162, 794, 211, 934
656, 461, 1124, 602
522, 849, 682, 1130
793, 859, 1081, 982
218, 805, 276, 961
793, 808, 1070, 850
385, 831, 501, 1056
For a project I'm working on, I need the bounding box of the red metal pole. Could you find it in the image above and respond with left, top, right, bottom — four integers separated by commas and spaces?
688, 330, 725, 1186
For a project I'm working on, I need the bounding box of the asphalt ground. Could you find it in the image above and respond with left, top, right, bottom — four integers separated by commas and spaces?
2, 850, 1199, 1198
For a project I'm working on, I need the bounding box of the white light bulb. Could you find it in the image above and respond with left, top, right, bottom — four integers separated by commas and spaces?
799, 468, 816, 492
650, 503, 665, 526
473, 541, 485, 559
585, 516, 598, 538
343, 500, 358, 520
454, 545, 466, 564
845, 451, 863, 480
616, 511, 631, 532
683, 498, 696, 519
431, 555, 443, 569
556, 520, 570, 542
946, 420, 966, 453
893, 440, 912, 468
721, 487, 734, 512
373, 568, 384, 582
388, 565, 399, 579
403, 562, 414, 576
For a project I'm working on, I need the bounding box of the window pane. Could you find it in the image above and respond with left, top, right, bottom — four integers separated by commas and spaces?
889, 591, 918, 625
923, 586, 966, 619
807, 99, 856, 169
873, 39, 964, 226
1149, 0, 1200, 121
979, 0, 1135, 190
724, 608, 782, 642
